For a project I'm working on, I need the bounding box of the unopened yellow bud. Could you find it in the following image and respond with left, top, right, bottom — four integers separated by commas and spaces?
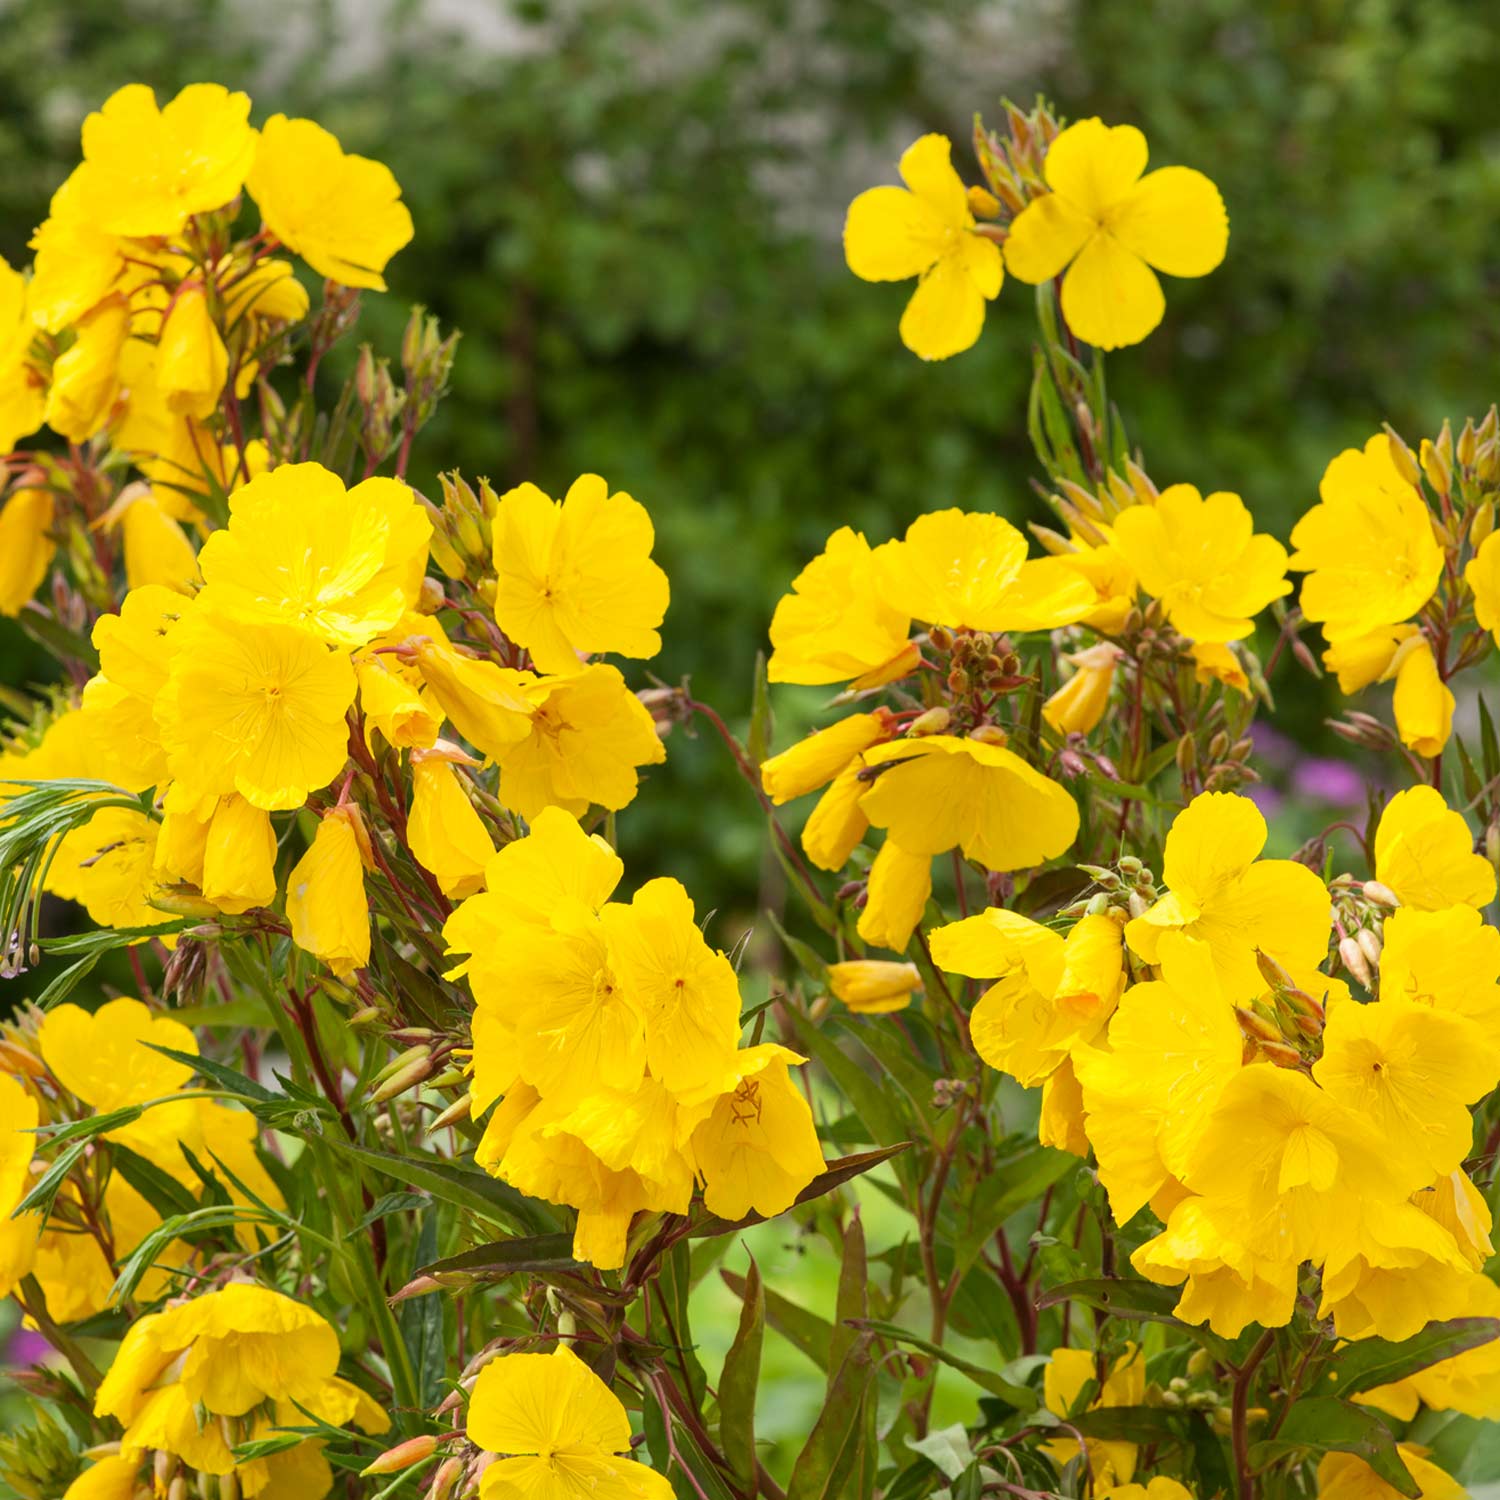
967, 725, 1009, 746
1339, 935, 1374, 989
966, 185, 1001, 219
1471, 499, 1495, 550
1420, 437, 1451, 497
370, 1054, 436, 1105
1383, 426, 1422, 489
908, 706, 951, 737
427, 1093, 472, 1133
1459, 417, 1478, 471
1361, 879, 1401, 909
363, 1436, 440, 1477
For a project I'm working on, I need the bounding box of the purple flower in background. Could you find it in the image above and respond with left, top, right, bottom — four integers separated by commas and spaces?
1292, 757, 1364, 807
5, 1327, 49, 1369
1250, 722, 1296, 768
1247, 783, 1285, 818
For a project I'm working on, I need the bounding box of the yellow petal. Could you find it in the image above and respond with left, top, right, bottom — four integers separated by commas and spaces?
897, 133, 968, 225
899, 255, 988, 361
1043, 118, 1148, 217
1109, 166, 1228, 277
843, 186, 948, 282
1060, 232, 1164, 350
1003, 192, 1094, 283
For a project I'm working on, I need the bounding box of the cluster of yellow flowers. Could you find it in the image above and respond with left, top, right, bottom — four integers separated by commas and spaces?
444, 805, 826, 1268
4, 75, 1500, 1500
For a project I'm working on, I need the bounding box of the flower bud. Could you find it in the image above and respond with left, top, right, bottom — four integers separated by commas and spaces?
967, 725, 1008, 746
1361, 880, 1400, 909
908, 706, 951, 737
1421, 436, 1451, 497
1459, 417, 1478, 472
966, 185, 1001, 219
1339, 935, 1374, 989
1383, 425, 1422, 489
363, 1436, 440, 1477
1355, 926, 1383, 969
1472, 499, 1495, 550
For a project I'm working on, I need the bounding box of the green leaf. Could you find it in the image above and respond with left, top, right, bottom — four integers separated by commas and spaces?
109, 1144, 200, 1221
143, 1044, 288, 1109
787, 1331, 875, 1500
32, 1104, 143, 1148
953, 1145, 1075, 1277
722, 1268, 835, 1374
688, 1144, 909, 1239
658, 1240, 707, 1408
783, 1012, 909, 1153
13, 1140, 88, 1218
766, 909, 830, 988
321, 1138, 556, 1235
168, 996, 277, 1029
33, 952, 103, 1011
829, 1212, 867, 1378
747, 649, 774, 767
845, 1319, 1038, 1411
399, 1214, 447, 1408
1312, 1317, 1500, 1399
1480, 694, 1500, 790
1248, 1397, 1417, 1497
352, 1192, 430, 1235
417, 1232, 581, 1282
905, 1426, 973, 1483
718, 1254, 763, 1489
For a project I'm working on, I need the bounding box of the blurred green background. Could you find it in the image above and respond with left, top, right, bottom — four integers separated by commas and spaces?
4, 0, 1498, 912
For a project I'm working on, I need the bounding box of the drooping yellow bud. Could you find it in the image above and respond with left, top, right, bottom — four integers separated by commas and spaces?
157, 284, 229, 419
286, 805, 371, 977
407, 750, 494, 898
827, 959, 922, 1014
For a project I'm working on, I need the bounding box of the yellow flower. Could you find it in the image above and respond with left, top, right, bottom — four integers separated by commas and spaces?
1289, 435, 1444, 642
688, 1044, 825, 1222
1004, 117, 1227, 350
355, 627, 444, 752
94, 1281, 386, 1488
1313, 996, 1495, 1182
200, 793, 278, 914
1392, 1272, 1500, 1418
600, 877, 742, 1096
156, 606, 356, 810
827, 959, 922, 1014
0, 1073, 40, 1299
62, 1454, 140, 1500
1317, 1198, 1472, 1343
876, 509, 1095, 632
155, 283, 228, 419
1073, 934, 1241, 1222
760, 711, 893, 804
48, 806, 173, 931
1133, 1195, 1298, 1339
1055, 534, 1137, 633
408, 750, 495, 898
287, 806, 371, 977
494, 664, 668, 820
1043, 642, 1121, 735
467, 1345, 672, 1500
1041, 1344, 1145, 1484
859, 733, 1079, 872
0, 257, 43, 453
1190, 641, 1251, 697
492, 475, 669, 674
767, 525, 916, 689
197, 463, 431, 647
1466, 530, 1500, 647
1374, 785, 1496, 911
1321, 623, 1417, 694
932, 909, 1124, 1087
801, 760, 873, 872
1181, 1065, 1416, 1264
44, 293, 130, 442
844, 133, 1004, 361
0, 488, 55, 617
856, 838, 933, 951
1125, 791, 1330, 1002
114, 491, 201, 594
26, 169, 127, 334
1317, 1445, 1465, 1500
1412, 1169, 1494, 1271
37, 996, 197, 1113
1380, 905, 1500, 1032
411, 638, 535, 759
248, 115, 414, 290
72, 83, 257, 236
1100, 1479, 1196, 1500
1109, 486, 1290, 642
1389, 634, 1453, 759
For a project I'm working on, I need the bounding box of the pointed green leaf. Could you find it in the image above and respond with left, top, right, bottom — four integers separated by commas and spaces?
718, 1255, 764, 1489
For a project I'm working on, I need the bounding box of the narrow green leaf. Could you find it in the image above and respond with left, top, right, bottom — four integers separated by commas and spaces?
787, 1332, 875, 1500
829, 1212, 867, 1378
418, 1233, 580, 1281
718, 1255, 763, 1489
747, 650, 774, 767
658, 1241, 707, 1409
32, 1104, 142, 1148
845, 1319, 1038, 1410
109, 1144, 200, 1221
1036, 1277, 1232, 1361
34, 951, 103, 1011
783, 1012, 908, 1151
14, 1141, 88, 1218
352, 1192, 430, 1235
722, 1268, 834, 1374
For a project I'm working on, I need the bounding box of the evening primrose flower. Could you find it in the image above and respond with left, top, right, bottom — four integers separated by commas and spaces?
71, 83, 256, 236
200, 793, 278, 914
876, 509, 1095, 633
859, 733, 1080, 873
1004, 117, 1228, 350
827, 959, 922, 1014
1043, 642, 1121, 735
1109, 485, 1290, 642
767, 526, 917, 688
492, 474, 669, 674
0, 257, 43, 454
688, 1044, 826, 1222
1124, 791, 1331, 1002
1074, 934, 1243, 1223
0, 488, 55, 616
408, 749, 495, 898
0, 1073, 39, 1299
1289, 435, 1444, 642
44, 293, 129, 442
600, 877, 742, 1097
466, 1346, 672, 1500
844, 134, 1003, 361
37, 997, 196, 1117
759, 710, 894, 804
197, 463, 431, 647
857, 839, 933, 951
93, 1282, 386, 1492
113, 490, 200, 593
155, 283, 228, 419
287, 806, 372, 977
1316, 1447, 1466, 1500
1380, 905, 1500, 1032
1374, 785, 1496, 911
1466, 531, 1500, 647
1041, 1345, 1145, 1485
156, 606, 357, 810
248, 115, 414, 290
1389, 634, 1454, 758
